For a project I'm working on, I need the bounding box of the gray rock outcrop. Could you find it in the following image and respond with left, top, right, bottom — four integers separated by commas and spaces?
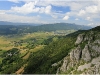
60, 57, 69, 72
56, 30, 100, 74
82, 45, 91, 62
70, 46, 82, 61
75, 34, 84, 45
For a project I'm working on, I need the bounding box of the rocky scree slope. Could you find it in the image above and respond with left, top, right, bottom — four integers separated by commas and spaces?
55, 26, 100, 74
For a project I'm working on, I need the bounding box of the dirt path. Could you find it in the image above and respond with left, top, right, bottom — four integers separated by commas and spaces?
15, 66, 25, 74
23, 52, 30, 59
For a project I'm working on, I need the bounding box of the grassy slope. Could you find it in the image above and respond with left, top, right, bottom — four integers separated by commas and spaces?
23, 30, 85, 74
0, 32, 54, 50
0, 30, 77, 74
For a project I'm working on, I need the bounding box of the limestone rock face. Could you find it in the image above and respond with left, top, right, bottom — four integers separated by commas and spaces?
67, 44, 92, 72
52, 61, 61, 67
60, 57, 69, 72
82, 56, 100, 74
91, 45, 100, 53
56, 29, 100, 74
70, 46, 82, 61
70, 50, 74, 61
88, 43, 100, 58
82, 45, 91, 62
75, 34, 84, 45
73, 46, 82, 61
94, 40, 100, 44
77, 63, 91, 71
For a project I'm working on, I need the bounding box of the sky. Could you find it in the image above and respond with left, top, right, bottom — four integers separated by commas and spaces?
0, 0, 100, 27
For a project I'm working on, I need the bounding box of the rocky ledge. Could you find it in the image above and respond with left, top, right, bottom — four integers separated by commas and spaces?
55, 31, 100, 74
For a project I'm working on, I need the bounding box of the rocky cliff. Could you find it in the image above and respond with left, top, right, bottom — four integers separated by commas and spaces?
55, 26, 100, 74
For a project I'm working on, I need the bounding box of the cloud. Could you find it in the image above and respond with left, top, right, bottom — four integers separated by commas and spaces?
8, 0, 19, 3
51, 15, 58, 19
86, 17, 92, 21
75, 18, 79, 20
85, 5, 98, 13
87, 23, 94, 27
11, 2, 37, 14
76, 3, 100, 22
36, 0, 69, 7
63, 15, 69, 20
68, 2, 83, 11
10, 1, 52, 15
1, 0, 100, 26
0, 12, 47, 23
45, 5, 52, 14
0, 10, 6, 14
78, 9, 85, 16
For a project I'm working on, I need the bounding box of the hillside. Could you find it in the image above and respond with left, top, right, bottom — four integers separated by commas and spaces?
23, 25, 100, 74
0, 27, 84, 74
0, 23, 91, 35
56, 25, 100, 74
0, 25, 99, 74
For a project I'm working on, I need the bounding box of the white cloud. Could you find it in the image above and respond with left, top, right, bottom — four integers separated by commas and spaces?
39, 7, 45, 13
0, 13, 46, 23
75, 18, 79, 20
76, 3, 100, 23
86, 17, 92, 21
0, 10, 6, 14
2, 0, 100, 26
23, 0, 38, 3
78, 9, 85, 16
8, 0, 19, 3
11, 2, 37, 14
63, 15, 69, 20
51, 15, 58, 19
45, 5, 52, 14
36, 1, 69, 7
87, 23, 94, 27
66, 12, 70, 15
68, 2, 83, 11
85, 5, 98, 13
10, 1, 52, 14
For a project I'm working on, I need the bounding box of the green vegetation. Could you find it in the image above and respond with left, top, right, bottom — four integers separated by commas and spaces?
0, 26, 78, 74
0, 48, 24, 74
1, 24, 99, 74
73, 70, 83, 74
80, 41, 88, 49
24, 37, 76, 74
0, 23, 90, 35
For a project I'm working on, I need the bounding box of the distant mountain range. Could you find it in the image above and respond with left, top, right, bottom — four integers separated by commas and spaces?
37, 23, 91, 30
0, 21, 40, 26
0, 21, 91, 35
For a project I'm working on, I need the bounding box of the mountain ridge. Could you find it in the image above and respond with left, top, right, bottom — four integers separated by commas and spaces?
0, 21, 39, 26
0, 22, 91, 35
56, 25, 100, 74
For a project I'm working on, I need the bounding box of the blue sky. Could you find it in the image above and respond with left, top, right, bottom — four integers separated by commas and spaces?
0, 0, 100, 27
